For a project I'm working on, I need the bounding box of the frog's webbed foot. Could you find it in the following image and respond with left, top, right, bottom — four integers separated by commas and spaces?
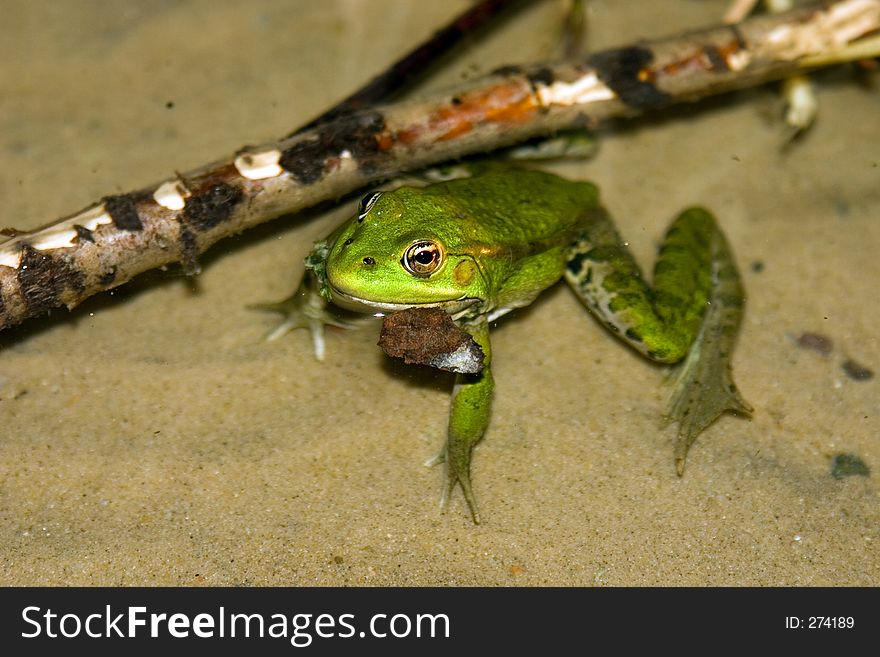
502, 129, 597, 162
249, 274, 358, 361
664, 249, 753, 474
665, 338, 752, 475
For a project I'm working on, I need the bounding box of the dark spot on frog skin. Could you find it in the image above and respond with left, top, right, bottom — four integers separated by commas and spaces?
625, 328, 643, 343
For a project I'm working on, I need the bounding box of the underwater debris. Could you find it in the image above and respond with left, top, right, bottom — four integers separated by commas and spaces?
831, 453, 870, 479
378, 307, 484, 374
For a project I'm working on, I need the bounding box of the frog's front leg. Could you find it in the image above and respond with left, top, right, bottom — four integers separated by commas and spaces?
251, 268, 358, 361
565, 207, 752, 473
438, 317, 493, 524
252, 232, 365, 360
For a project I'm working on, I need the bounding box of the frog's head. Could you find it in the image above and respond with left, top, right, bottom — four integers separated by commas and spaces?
324, 188, 488, 316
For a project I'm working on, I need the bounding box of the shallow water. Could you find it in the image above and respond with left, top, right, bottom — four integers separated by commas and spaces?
0, 0, 877, 585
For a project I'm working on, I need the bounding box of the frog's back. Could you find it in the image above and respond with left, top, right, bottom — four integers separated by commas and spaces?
418, 168, 598, 252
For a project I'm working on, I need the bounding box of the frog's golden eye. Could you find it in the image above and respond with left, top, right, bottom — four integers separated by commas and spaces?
402, 240, 444, 277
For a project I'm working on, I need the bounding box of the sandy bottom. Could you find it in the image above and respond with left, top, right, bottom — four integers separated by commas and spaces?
0, 1, 877, 586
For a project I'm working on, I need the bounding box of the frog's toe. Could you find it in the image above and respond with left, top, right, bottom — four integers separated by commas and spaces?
259, 312, 303, 342
249, 292, 310, 336
423, 451, 445, 468
443, 471, 481, 525
251, 299, 324, 358
439, 454, 481, 524
440, 482, 480, 524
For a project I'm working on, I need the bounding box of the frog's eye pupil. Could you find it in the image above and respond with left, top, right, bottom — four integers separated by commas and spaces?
402, 240, 444, 277
414, 250, 434, 265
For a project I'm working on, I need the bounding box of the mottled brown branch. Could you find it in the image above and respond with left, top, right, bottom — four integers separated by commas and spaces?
1, 0, 878, 332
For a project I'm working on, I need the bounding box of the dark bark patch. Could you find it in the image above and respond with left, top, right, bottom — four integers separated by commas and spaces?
73, 224, 95, 244
98, 266, 117, 287
490, 64, 523, 77
526, 66, 555, 88
103, 194, 144, 231
181, 182, 244, 232
17, 244, 86, 314
588, 46, 672, 110
702, 44, 729, 72
280, 111, 387, 185
177, 226, 201, 276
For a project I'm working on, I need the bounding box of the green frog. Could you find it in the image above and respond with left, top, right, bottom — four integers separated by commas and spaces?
263, 166, 751, 523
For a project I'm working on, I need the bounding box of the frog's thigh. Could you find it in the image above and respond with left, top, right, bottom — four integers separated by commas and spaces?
563, 207, 720, 363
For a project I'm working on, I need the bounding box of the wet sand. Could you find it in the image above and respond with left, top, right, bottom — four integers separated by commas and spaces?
1, 0, 877, 586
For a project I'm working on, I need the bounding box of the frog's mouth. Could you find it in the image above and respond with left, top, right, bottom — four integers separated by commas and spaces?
328, 286, 479, 319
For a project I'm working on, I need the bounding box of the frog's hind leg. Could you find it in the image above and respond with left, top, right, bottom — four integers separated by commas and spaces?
564, 207, 752, 472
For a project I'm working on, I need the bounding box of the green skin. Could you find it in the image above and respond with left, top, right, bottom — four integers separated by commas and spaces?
270, 166, 751, 523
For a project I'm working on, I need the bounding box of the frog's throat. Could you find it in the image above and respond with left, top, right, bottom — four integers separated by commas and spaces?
327, 286, 479, 319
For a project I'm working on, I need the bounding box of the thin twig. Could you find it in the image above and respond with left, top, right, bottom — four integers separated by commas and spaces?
562, 0, 588, 59
0, 0, 878, 332
296, 0, 531, 133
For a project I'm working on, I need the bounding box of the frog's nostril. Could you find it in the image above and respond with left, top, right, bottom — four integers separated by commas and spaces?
362, 256, 376, 266
343, 238, 354, 246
